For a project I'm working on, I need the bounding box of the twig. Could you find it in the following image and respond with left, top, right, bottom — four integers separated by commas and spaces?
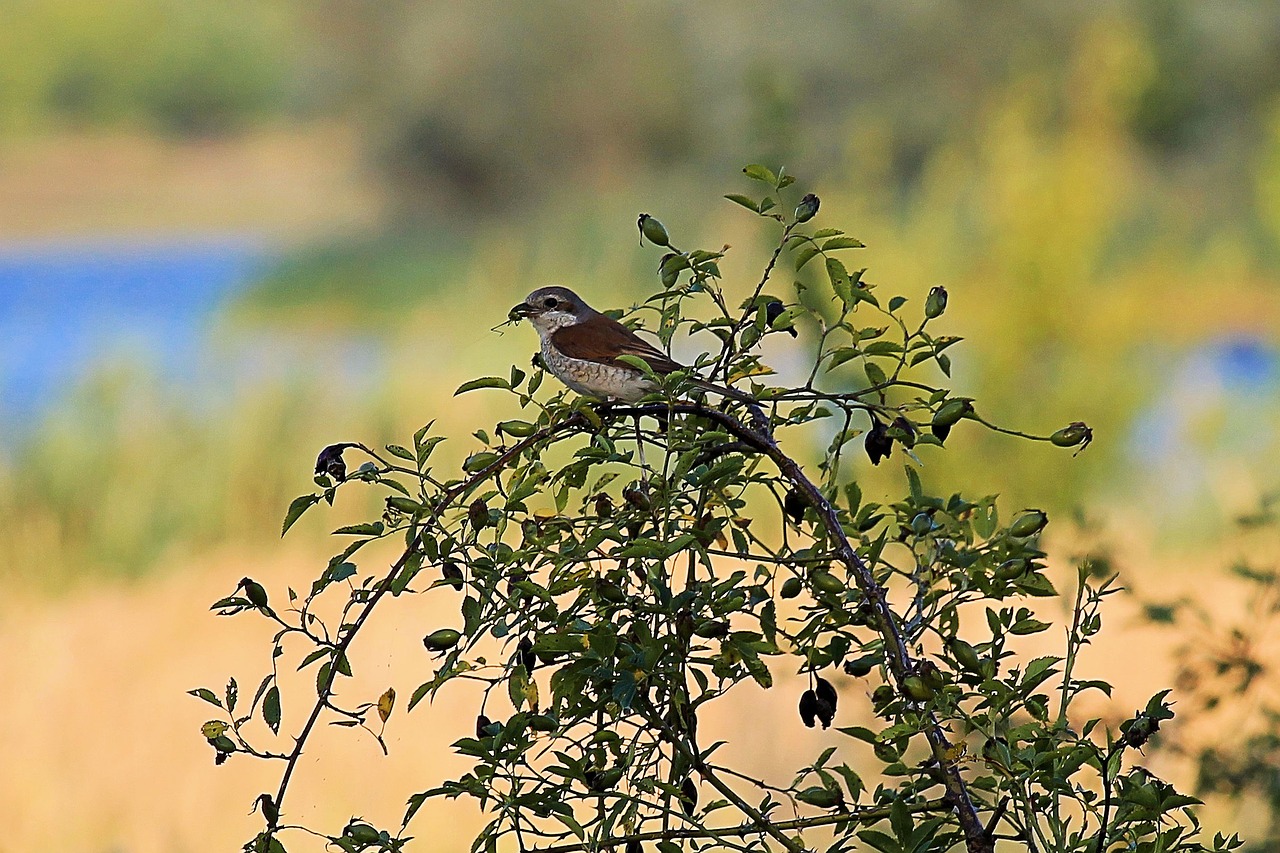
530, 798, 950, 853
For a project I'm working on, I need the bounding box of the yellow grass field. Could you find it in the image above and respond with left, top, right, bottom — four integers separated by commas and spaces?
0, 531, 1248, 852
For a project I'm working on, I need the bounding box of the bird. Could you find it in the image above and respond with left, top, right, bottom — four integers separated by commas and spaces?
508, 286, 748, 404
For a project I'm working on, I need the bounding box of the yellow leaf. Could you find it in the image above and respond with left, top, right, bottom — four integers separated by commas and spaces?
377, 687, 396, 723
523, 679, 540, 713
201, 720, 228, 739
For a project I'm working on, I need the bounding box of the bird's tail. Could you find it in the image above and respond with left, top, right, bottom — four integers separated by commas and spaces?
689, 377, 753, 404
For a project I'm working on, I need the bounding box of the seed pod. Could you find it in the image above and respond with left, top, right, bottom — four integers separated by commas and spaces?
799, 689, 820, 728
675, 610, 694, 641
951, 639, 982, 673
1009, 510, 1048, 538
476, 713, 493, 739
637, 213, 670, 247
780, 577, 804, 599
345, 822, 381, 844
892, 416, 917, 449
1123, 715, 1157, 748
423, 628, 462, 651
529, 714, 557, 732
239, 577, 268, 609
783, 488, 807, 524
995, 558, 1027, 580
314, 443, 350, 482
441, 562, 464, 590
843, 655, 877, 677
595, 493, 614, 519
794, 193, 820, 223
796, 785, 842, 809
933, 398, 971, 429
254, 793, 279, 827
585, 767, 623, 791
506, 568, 529, 597
622, 483, 651, 512
468, 499, 490, 530
814, 676, 837, 727
903, 675, 933, 701
865, 418, 892, 466
925, 285, 948, 318
918, 660, 946, 691
764, 299, 798, 337
809, 570, 844, 595
680, 778, 698, 816
595, 578, 627, 604
497, 419, 536, 437
694, 619, 730, 638
814, 675, 838, 710
1051, 421, 1093, 449
386, 496, 424, 516
518, 637, 536, 672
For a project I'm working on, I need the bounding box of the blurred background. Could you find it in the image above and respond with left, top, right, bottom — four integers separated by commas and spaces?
2, 1, 1278, 850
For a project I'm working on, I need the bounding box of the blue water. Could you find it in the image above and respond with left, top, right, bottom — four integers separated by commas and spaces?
0, 236, 1276, 492
0, 237, 268, 423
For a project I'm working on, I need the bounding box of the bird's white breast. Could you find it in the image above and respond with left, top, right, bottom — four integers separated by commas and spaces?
539, 337, 657, 402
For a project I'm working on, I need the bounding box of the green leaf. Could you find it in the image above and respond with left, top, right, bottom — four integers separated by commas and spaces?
408, 681, 434, 712
263, 686, 282, 734
332, 522, 384, 537
811, 228, 844, 239
416, 436, 446, 466
329, 562, 358, 582
864, 361, 887, 387
905, 466, 923, 503
385, 444, 415, 462
821, 236, 865, 251
724, 194, 759, 212
742, 164, 777, 185
454, 377, 508, 395
793, 243, 821, 271
858, 829, 903, 853
826, 257, 853, 306
863, 341, 903, 358
188, 687, 222, 708
281, 494, 320, 537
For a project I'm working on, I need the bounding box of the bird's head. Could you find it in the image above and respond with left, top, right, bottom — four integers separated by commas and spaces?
509, 286, 594, 333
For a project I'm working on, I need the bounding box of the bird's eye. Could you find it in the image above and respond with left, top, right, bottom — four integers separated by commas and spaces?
543, 297, 558, 308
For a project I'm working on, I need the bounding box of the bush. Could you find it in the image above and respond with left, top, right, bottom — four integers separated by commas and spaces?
194, 168, 1239, 853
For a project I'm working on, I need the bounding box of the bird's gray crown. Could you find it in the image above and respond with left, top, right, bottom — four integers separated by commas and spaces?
509, 286, 600, 332
521, 286, 594, 317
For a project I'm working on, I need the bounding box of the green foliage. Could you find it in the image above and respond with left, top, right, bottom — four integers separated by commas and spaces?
1133, 493, 1280, 850
0, 0, 299, 134
198, 170, 1235, 853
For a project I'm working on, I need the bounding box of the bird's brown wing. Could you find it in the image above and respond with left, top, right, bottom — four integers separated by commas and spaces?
550, 314, 683, 375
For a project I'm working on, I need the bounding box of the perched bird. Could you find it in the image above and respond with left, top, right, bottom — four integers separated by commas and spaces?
509, 286, 748, 403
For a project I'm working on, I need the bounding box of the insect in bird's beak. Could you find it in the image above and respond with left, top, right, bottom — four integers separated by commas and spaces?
508, 303, 533, 321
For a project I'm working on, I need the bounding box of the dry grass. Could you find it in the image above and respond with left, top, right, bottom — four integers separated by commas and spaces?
0, 125, 382, 239
0, 529, 1254, 852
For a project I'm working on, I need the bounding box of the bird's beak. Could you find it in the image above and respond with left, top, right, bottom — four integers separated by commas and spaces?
508, 303, 533, 321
